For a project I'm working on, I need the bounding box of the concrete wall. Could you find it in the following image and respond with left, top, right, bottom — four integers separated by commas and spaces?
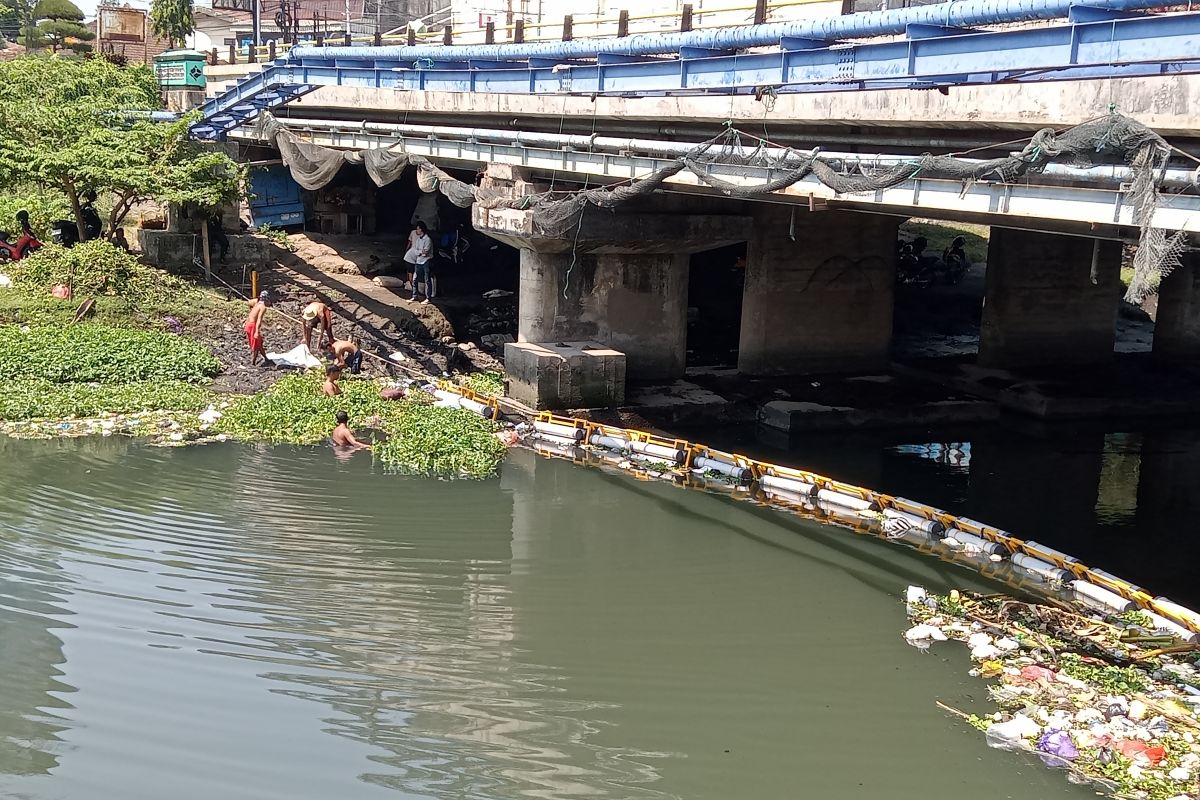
978, 228, 1121, 369
309, 75, 1200, 136
138, 230, 269, 271
738, 207, 898, 375
520, 249, 690, 380
1154, 251, 1200, 362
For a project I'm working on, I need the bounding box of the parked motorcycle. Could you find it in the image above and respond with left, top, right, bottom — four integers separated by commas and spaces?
50, 191, 103, 248
0, 211, 43, 262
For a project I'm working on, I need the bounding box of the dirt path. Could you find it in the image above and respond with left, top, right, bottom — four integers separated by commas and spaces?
201, 234, 502, 394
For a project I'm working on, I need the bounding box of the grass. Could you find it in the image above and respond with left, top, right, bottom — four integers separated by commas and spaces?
900, 220, 990, 265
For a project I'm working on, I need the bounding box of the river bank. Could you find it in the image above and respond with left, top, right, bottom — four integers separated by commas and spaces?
0, 241, 509, 477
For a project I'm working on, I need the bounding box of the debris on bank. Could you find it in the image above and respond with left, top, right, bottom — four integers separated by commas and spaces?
905, 587, 1200, 800
0, 407, 228, 445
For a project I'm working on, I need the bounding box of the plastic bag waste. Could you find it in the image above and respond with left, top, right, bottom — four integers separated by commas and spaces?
986, 715, 1042, 749
0, 274, 11, 288
266, 344, 321, 369
1038, 730, 1079, 766
904, 624, 948, 645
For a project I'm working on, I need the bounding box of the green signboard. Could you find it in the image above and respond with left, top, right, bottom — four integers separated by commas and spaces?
154, 50, 207, 89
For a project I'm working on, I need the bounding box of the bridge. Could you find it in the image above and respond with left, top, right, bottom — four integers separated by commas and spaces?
192, 0, 1200, 409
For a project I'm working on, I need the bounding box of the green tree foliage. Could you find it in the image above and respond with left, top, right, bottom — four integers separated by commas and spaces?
149, 0, 193, 48
0, 56, 243, 238
31, 0, 90, 52
2, 0, 39, 47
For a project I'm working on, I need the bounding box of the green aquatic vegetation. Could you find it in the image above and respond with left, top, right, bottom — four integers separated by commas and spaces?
1116, 609, 1155, 629
0, 324, 221, 383
0, 378, 213, 420
373, 402, 507, 480
215, 374, 389, 444
459, 370, 505, 398
1057, 653, 1148, 694
217, 374, 507, 478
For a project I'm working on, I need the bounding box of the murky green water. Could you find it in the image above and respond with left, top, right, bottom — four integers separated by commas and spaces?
0, 437, 1092, 800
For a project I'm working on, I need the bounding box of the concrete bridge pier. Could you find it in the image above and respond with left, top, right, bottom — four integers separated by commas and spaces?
475, 204, 747, 382
1153, 251, 1200, 362
738, 206, 900, 375
978, 229, 1122, 369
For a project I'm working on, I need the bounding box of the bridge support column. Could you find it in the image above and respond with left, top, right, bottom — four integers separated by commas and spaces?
475, 204, 747, 382
979, 229, 1121, 369
1153, 252, 1200, 362
738, 207, 899, 375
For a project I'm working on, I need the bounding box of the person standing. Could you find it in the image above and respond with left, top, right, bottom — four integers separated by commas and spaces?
244, 290, 270, 366
301, 300, 335, 350
403, 221, 434, 303
207, 215, 230, 262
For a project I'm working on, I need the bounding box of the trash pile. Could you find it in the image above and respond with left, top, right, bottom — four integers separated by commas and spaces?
904, 587, 1200, 800
0, 408, 228, 445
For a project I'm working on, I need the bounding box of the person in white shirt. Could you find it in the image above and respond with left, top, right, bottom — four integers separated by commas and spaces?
404, 221, 434, 303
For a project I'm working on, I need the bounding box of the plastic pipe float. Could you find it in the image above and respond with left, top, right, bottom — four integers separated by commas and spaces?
760, 474, 817, 497
533, 420, 584, 441
883, 508, 946, 537
1011, 553, 1074, 584
513, 411, 1200, 638
815, 488, 877, 512
944, 528, 1008, 558
692, 455, 752, 483
290, 0, 1173, 62
1145, 612, 1200, 644
1152, 598, 1200, 631
1073, 580, 1135, 614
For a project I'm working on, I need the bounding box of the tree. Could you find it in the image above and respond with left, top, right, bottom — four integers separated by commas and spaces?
149, 0, 193, 49
1, 0, 39, 48
30, 0, 91, 52
0, 55, 243, 240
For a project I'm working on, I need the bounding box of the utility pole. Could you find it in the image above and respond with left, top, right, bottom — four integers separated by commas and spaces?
252, 0, 262, 50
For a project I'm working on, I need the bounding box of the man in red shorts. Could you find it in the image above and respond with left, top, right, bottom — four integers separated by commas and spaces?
244, 290, 270, 365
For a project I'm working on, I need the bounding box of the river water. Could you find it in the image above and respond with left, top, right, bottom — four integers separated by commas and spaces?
0, 437, 1096, 800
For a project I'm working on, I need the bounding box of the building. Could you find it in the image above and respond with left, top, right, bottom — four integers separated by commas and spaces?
89, 5, 172, 66
190, 0, 439, 49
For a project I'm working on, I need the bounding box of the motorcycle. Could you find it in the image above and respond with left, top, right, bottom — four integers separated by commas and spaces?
51, 195, 103, 248
0, 215, 43, 262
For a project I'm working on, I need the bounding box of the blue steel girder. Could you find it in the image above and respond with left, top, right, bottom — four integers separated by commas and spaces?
192, 10, 1200, 139
282, 11, 1200, 94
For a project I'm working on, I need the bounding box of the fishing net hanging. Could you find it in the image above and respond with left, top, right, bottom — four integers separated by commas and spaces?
256, 112, 1188, 301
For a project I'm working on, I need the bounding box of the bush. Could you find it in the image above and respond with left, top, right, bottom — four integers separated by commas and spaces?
9, 241, 196, 304
459, 370, 505, 397
0, 323, 221, 383
217, 373, 507, 478
0, 378, 212, 420
0, 189, 71, 238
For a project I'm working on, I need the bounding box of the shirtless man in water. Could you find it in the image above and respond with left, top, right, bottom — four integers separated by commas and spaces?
244, 291, 269, 366
331, 410, 369, 450
321, 364, 342, 397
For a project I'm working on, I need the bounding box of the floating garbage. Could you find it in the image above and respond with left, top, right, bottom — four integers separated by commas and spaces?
903, 586, 1200, 800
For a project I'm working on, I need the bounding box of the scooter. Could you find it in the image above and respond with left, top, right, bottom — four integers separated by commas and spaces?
0, 216, 42, 262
